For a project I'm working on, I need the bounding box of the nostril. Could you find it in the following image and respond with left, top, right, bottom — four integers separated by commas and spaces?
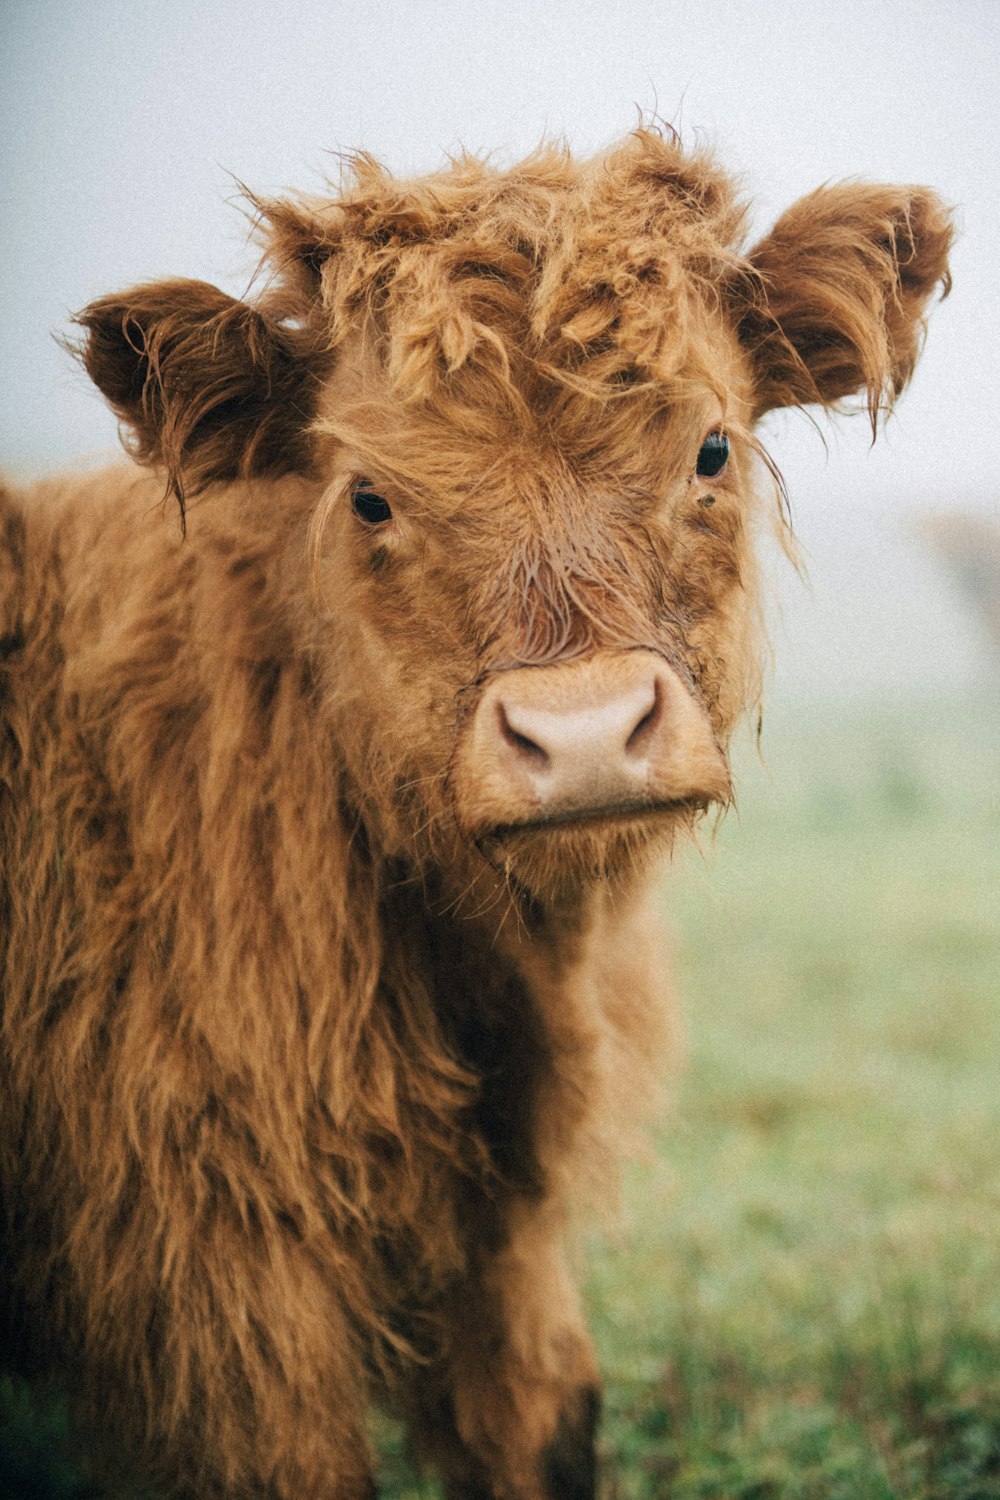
625, 679, 662, 755
497, 702, 550, 767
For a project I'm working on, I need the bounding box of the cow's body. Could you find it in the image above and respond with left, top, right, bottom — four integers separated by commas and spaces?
0, 133, 950, 1498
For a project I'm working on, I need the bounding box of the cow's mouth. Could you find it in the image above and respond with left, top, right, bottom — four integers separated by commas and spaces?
469, 791, 717, 896
479, 793, 712, 842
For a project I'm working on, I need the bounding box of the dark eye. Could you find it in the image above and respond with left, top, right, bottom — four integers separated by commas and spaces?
696, 431, 730, 478
351, 480, 393, 525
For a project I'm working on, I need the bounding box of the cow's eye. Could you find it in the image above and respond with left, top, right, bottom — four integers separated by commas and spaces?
696, 432, 730, 478
351, 480, 393, 525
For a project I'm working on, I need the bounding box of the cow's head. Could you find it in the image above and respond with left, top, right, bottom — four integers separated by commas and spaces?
77, 132, 952, 903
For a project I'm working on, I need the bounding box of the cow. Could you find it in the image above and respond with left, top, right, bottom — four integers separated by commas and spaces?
0, 130, 951, 1499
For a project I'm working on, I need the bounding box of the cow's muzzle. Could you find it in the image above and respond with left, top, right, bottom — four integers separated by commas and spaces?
450, 650, 731, 844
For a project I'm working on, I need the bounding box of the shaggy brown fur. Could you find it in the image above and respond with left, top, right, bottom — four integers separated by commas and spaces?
0, 131, 951, 1499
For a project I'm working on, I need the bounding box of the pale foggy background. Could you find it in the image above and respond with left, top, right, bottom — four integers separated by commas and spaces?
1, 0, 997, 703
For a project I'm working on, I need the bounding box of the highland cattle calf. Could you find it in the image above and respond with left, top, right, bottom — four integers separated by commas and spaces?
0, 131, 951, 1499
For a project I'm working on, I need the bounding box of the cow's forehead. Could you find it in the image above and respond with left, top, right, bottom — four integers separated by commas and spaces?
266, 132, 751, 430
314, 323, 741, 501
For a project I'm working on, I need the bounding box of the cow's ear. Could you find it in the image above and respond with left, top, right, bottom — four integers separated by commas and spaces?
75, 278, 326, 513
735, 184, 953, 423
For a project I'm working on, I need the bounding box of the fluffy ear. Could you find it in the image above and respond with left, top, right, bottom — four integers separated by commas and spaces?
75, 279, 327, 512
735, 183, 953, 422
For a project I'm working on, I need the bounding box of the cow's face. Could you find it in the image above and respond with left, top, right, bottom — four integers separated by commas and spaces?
302, 322, 758, 896
77, 132, 951, 902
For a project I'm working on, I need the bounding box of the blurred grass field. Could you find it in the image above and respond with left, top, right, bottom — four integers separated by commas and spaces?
3, 697, 999, 1498
589, 695, 1000, 1499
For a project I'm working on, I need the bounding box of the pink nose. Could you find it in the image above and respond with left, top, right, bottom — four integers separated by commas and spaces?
496, 674, 661, 803
452, 650, 731, 836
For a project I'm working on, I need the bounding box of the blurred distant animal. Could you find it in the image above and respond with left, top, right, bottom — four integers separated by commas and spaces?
918, 511, 1000, 662
0, 130, 951, 1499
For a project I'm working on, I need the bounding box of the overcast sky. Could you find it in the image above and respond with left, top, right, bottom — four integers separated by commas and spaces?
2, 0, 998, 698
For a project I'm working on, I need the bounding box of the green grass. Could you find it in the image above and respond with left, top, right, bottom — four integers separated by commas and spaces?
4, 697, 999, 1497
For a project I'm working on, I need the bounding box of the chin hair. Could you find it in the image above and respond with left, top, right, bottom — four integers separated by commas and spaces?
476, 804, 702, 903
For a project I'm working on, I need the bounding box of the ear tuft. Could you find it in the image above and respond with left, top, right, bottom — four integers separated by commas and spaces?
74, 279, 326, 516
736, 183, 953, 423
